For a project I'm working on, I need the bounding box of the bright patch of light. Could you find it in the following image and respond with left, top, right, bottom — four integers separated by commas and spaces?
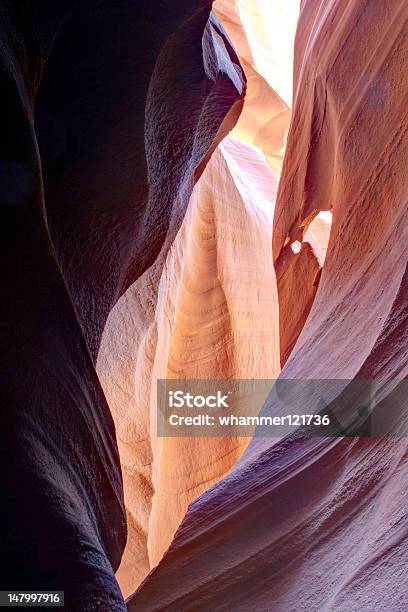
291, 240, 302, 254
236, 0, 301, 106
304, 211, 333, 265
316, 210, 333, 224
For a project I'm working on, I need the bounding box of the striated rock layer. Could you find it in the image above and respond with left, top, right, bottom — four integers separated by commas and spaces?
214, 0, 294, 174
0, 2, 244, 609
97, 135, 280, 595
128, 1, 408, 610
98, 1, 296, 595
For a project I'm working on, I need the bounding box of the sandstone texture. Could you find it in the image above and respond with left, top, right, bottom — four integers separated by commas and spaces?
214, 0, 298, 174
0, 2, 243, 609
97, 134, 281, 595
97, 1, 291, 596
2, 0, 407, 610
128, 1, 408, 610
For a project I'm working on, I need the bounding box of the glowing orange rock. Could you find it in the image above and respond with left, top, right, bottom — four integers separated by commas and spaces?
214, 0, 294, 174
128, 1, 408, 610
97, 135, 280, 594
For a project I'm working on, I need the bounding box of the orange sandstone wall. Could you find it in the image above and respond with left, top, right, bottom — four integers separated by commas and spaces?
97, 135, 281, 594
97, 2, 297, 595
128, 1, 408, 610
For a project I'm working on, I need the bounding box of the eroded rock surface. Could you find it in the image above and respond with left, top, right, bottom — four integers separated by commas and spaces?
214, 0, 294, 174
97, 2, 295, 595
1, 2, 244, 609
97, 135, 280, 594
128, 1, 408, 610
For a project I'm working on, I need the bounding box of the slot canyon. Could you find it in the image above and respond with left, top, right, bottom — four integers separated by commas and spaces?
1, 1, 407, 611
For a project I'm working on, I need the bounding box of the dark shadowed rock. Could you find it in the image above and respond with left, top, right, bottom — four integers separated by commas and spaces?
0, 1, 244, 609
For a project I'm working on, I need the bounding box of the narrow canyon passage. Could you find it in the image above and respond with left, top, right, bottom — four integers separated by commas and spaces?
1, 1, 407, 610
126, 0, 408, 610
96, 0, 312, 595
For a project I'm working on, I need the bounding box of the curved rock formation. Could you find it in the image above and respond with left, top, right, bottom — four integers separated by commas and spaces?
4, 0, 407, 609
97, 134, 280, 595
277, 210, 332, 365
97, 1, 296, 595
1, 2, 244, 609
234, 0, 300, 106
128, 0, 408, 610
214, 0, 293, 174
